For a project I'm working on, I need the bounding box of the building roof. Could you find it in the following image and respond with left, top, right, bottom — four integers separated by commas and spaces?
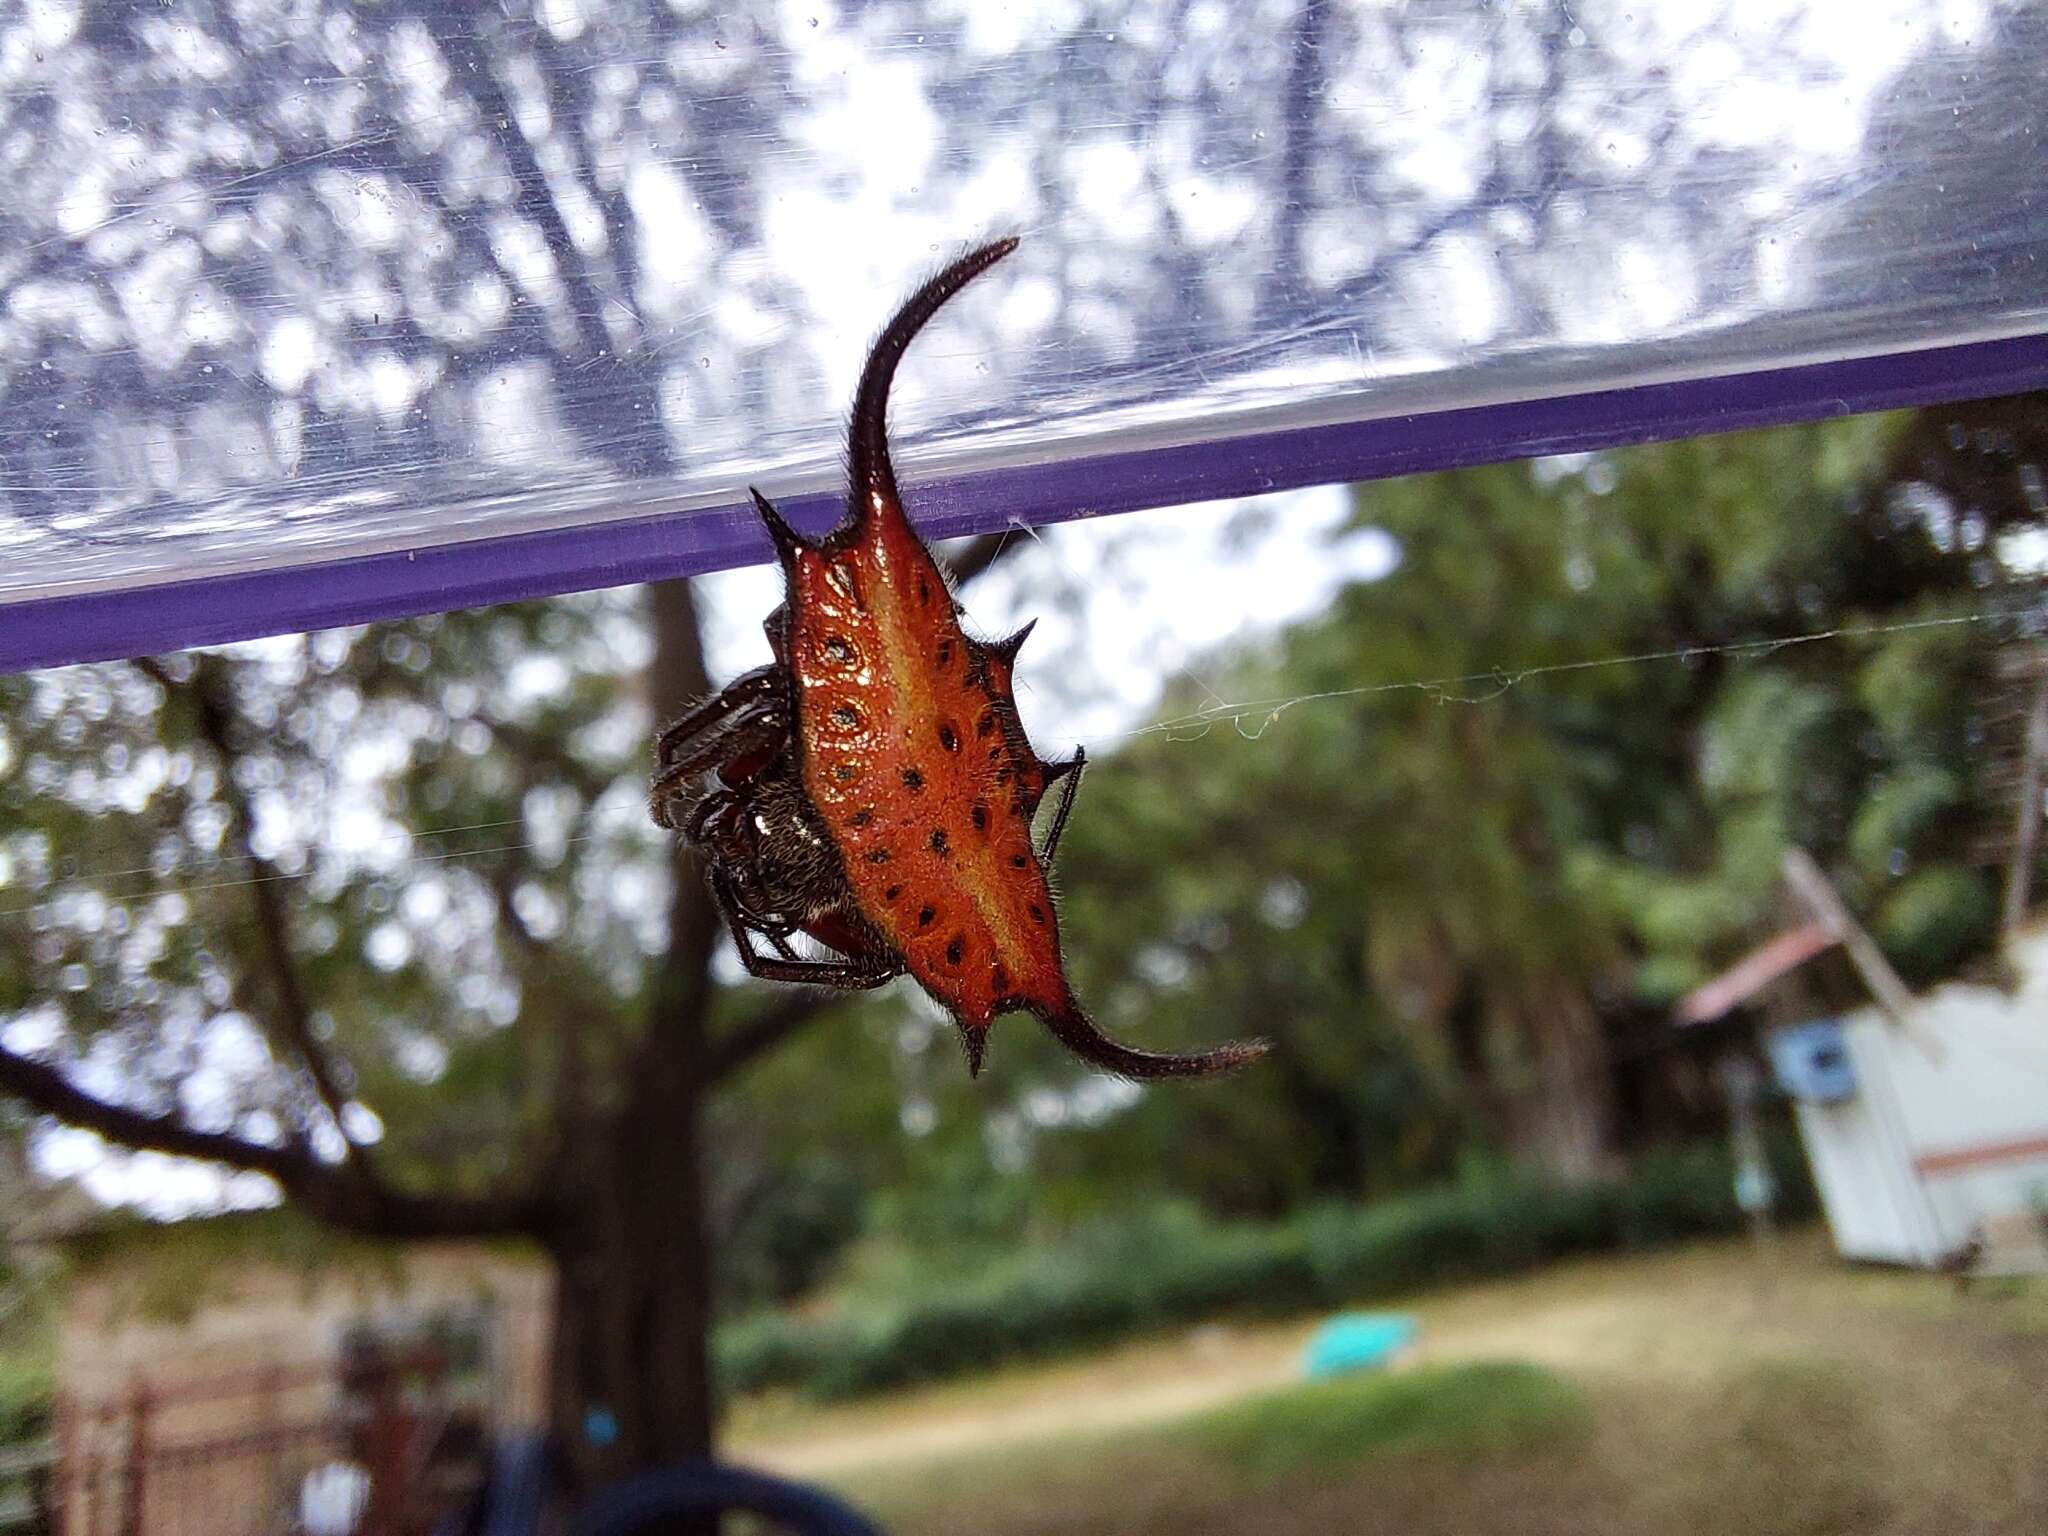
1673, 921, 1838, 1027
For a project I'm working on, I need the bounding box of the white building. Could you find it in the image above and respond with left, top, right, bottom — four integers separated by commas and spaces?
1683, 922, 2048, 1273
1779, 929, 2048, 1269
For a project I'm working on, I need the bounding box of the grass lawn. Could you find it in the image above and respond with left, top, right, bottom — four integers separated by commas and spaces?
729, 1229, 2048, 1534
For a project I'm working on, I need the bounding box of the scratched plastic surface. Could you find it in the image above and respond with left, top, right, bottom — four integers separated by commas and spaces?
1, 0, 2044, 670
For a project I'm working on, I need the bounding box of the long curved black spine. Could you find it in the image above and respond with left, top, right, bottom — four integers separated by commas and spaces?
846, 235, 1020, 525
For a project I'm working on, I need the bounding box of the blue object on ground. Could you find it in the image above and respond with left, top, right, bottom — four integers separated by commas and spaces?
1302, 1313, 1419, 1379
1767, 1018, 1856, 1103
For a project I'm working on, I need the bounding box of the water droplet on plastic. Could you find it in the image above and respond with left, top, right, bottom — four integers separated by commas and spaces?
699, 357, 710, 367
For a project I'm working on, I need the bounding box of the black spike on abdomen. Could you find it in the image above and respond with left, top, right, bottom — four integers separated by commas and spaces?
848, 237, 1021, 524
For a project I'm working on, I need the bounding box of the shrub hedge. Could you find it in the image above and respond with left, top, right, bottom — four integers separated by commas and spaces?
716, 1134, 1813, 1402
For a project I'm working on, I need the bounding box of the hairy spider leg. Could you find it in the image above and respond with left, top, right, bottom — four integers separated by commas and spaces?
649, 694, 793, 828
655, 664, 785, 766
1037, 748, 1085, 865
710, 871, 901, 990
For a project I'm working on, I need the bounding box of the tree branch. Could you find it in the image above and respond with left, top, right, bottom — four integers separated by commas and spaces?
704, 989, 846, 1085
0, 1035, 551, 1239
0, 1038, 311, 1188
413, 6, 617, 366
171, 657, 377, 1183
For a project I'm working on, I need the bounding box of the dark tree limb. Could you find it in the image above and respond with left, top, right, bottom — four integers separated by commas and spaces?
704, 989, 844, 1085
166, 657, 377, 1184
0, 1038, 308, 1187
0, 1039, 547, 1240
124, 654, 557, 1237
411, 7, 619, 369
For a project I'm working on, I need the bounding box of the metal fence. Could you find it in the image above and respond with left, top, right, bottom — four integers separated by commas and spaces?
50, 1344, 483, 1536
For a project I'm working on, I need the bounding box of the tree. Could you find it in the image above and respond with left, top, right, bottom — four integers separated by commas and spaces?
997, 401, 2043, 1199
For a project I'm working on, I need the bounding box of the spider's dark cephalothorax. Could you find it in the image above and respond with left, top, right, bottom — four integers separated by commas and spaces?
649, 237, 1266, 1081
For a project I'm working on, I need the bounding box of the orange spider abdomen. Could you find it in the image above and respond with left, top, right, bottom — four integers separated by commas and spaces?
790, 493, 1069, 1030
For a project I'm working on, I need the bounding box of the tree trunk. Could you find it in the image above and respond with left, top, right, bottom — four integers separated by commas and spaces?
1497, 987, 1619, 1181
545, 579, 724, 1527
546, 1078, 716, 1497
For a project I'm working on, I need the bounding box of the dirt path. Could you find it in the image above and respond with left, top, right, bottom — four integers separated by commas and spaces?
728, 1235, 1776, 1478
730, 1320, 1312, 1479
729, 1232, 2048, 1482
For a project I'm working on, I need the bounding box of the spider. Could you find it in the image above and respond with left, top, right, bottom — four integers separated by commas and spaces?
650, 237, 1265, 1082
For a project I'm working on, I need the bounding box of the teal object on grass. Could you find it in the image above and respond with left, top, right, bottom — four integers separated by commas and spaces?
1303, 1313, 1418, 1379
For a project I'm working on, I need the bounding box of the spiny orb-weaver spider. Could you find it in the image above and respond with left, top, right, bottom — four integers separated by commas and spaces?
649, 237, 1267, 1081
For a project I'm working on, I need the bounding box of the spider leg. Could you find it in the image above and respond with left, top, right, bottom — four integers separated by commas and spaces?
675, 788, 737, 845
649, 703, 791, 828
711, 874, 899, 991
654, 665, 785, 769
1037, 747, 1087, 865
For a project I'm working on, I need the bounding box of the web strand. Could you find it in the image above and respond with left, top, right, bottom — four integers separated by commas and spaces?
1090, 610, 2014, 745
997, 517, 1236, 714
0, 606, 2023, 916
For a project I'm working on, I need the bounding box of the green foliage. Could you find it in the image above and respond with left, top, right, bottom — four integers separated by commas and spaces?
1874, 867, 1999, 983
717, 1156, 869, 1308
1181, 1361, 1587, 1482
0, 1302, 53, 1447
716, 1135, 1814, 1402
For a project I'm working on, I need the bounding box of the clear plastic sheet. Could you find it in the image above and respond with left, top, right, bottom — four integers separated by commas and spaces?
1, 0, 2043, 670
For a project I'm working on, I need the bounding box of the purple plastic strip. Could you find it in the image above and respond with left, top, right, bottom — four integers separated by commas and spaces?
5, 331, 2045, 674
